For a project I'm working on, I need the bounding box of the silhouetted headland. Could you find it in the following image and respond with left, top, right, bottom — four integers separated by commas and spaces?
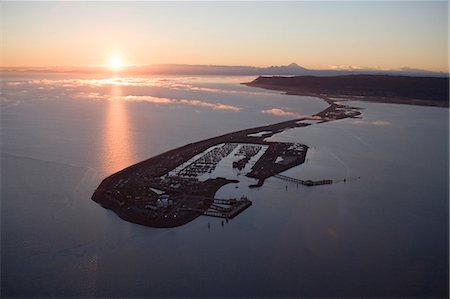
245, 75, 449, 107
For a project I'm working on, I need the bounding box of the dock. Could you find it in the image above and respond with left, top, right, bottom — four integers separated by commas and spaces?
203, 197, 252, 219
274, 174, 332, 186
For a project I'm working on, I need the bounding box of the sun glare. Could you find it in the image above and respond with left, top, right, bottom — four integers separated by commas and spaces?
110, 56, 123, 70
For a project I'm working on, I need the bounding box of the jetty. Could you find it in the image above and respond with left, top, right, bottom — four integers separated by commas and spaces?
274, 174, 333, 186
202, 197, 252, 219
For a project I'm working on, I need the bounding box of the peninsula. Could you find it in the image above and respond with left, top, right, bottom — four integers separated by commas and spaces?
92, 94, 361, 228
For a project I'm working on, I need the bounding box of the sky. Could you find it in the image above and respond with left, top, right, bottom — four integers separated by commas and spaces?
1, 1, 448, 72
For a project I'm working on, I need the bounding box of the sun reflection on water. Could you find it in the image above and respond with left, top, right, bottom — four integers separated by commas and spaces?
102, 81, 135, 174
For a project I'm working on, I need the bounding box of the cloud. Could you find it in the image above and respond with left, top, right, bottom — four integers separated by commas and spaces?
122, 95, 241, 111
178, 99, 241, 111
6, 82, 24, 86
126, 96, 241, 111
2, 77, 243, 112
120, 95, 174, 104
352, 120, 391, 126
261, 108, 299, 117
329, 65, 370, 71
182, 85, 267, 96
27, 77, 174, 88
24, 77, 267, 96
76, 92, 241, 111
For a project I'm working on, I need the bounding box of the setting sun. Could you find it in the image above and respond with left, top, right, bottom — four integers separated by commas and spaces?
110, 55, 123, 70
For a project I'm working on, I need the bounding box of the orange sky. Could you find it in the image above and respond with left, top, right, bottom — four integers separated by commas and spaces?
2, 2, 448, 72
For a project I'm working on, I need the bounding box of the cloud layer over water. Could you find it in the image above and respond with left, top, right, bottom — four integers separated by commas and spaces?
261, 108, 301, 117
1, 75, 327, 120
2, 77, 244, 112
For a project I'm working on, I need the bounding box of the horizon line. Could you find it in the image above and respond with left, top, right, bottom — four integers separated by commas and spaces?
0, 63, 448, 74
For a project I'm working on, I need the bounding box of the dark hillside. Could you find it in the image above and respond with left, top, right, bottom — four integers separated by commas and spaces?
248, 75, 449, 103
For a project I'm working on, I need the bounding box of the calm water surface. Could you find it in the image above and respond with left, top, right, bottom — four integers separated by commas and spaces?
1, 73, 448, 297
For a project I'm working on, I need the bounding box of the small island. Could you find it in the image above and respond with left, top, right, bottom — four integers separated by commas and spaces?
92, 92, 361, 228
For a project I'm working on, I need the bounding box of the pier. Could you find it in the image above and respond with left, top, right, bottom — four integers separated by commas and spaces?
274, 174, 332, 186
179, 197, 252, 219
204, 197, 252, 219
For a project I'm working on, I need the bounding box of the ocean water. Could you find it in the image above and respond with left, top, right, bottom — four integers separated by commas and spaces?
1, 73, 448, 297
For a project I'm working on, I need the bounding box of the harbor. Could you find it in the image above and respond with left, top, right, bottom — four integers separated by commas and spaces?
92, 95, 362, 228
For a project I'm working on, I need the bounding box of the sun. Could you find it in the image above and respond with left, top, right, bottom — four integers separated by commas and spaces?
110, 55, 123, 70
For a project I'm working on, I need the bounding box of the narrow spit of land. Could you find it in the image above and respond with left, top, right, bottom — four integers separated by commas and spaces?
92, 94, 361, 228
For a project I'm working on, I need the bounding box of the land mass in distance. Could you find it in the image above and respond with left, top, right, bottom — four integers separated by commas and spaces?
245, 75, 449, 107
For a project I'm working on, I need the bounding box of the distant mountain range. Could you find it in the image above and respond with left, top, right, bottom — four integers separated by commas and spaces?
1, 63, 448, 77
